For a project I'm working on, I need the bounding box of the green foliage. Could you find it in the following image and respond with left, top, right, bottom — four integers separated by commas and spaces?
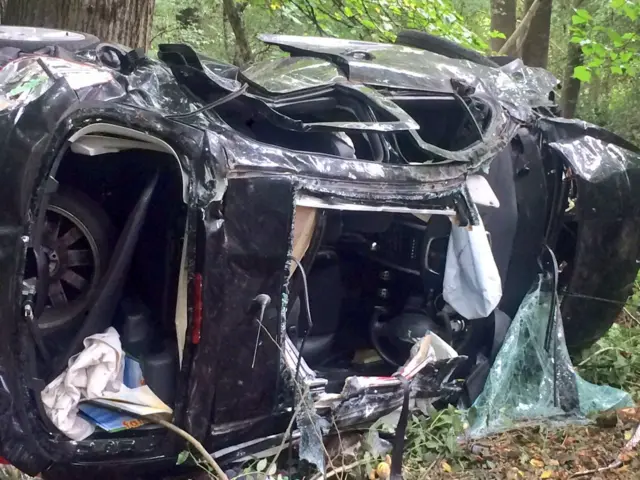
404, 406, 467, 465
576, 323, 640, 401
152, 0, 491, 65
569, 0, 639, 82
268, 0, 488, 50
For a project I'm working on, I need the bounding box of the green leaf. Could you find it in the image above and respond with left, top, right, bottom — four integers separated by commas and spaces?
588, 58, 604, 67
607, 29, 623, 44
611, 65, 624, 74
594, 44, 607, 57
343, 6, 354, 16
624, 5, 638, 20
572, 14, 588, 24
176, 450, 189, 465
573, 66, 592, 82
575, 8, 592, 20
611, 0, 625, 8
570, 36, 583, 44
489, 30, 507, 39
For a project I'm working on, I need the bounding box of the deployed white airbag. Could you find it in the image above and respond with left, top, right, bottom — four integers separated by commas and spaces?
443, 217, 502, 319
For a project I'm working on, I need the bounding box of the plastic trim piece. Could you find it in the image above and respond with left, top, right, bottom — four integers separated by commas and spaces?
68, 124, 189, 203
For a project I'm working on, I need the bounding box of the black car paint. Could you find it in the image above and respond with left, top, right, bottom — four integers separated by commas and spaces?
0, 37, 636, 478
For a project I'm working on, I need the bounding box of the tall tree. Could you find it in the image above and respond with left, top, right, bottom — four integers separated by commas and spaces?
490, 0, 516, 52
3, 0, 156, 49
561, 41, 583, 118
521, 0, 553, 67
222, 0, 253, 66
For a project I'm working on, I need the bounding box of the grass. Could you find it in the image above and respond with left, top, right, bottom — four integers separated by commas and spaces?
576, 313, 640, 402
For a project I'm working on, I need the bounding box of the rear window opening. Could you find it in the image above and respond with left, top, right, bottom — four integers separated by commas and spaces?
390, 95, 490, 156
215, 90, 490, 164
216, 95, 384, 161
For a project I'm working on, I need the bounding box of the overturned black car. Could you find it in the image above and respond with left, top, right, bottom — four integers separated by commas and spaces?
0, 25, 639, 480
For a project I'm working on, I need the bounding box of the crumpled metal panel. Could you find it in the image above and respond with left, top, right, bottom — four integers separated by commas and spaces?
185, 178, 295, 438
207, 126, 490, 207
540, 117, 640, 185
243, 57, 346, 94
537, 117, 640, 349
258, 34, 559, 121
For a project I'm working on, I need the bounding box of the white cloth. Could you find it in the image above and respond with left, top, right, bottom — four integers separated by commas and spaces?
41, 327, 124, 441
443, 218, 502, 320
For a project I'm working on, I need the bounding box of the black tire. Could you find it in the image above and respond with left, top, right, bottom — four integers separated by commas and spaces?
35, 187, 113, 331
395, 30, 499, 68
0, 26, 100, 53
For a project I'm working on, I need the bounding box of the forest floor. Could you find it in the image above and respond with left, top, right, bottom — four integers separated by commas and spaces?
403, 418, 640, 480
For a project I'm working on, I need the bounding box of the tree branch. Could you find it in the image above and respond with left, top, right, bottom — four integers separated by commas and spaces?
290, 0, 330, 36
498, 0, 541, 55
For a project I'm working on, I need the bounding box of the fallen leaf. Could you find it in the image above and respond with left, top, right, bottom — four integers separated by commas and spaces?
618, 407, 640, 424
619, 452, 635, 463
530, 459, 545, 468
625, 430, 633, 441
548, 459, 560, 467
376, 462, 390, 480
540, 470, 553, 478
442, 461, 452, 473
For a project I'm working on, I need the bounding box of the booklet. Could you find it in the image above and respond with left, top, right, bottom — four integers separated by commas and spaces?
78, 355, 172, 433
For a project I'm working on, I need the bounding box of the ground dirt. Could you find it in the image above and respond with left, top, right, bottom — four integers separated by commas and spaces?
405, 416, 640, 480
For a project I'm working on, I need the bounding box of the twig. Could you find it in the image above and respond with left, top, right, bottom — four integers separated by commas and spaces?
418, 459, 438, 480
570, 422, 640, 478
624, 307, 640, 327
577, 346, 624, 367
150, 25, 182, 44
148, 415, 228, 480
498, 0, 542, 55
252, 317, 337, 473
266, 402, 302, 476
289, 0, 330, 36
309, 458, 369, 480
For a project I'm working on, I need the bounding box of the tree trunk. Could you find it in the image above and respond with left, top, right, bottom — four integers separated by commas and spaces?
3, 0, 156, 49
491, 0, 516, 52
521, 0, 553, 68
222, 0, 253, 67
560, 42, 583, 118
